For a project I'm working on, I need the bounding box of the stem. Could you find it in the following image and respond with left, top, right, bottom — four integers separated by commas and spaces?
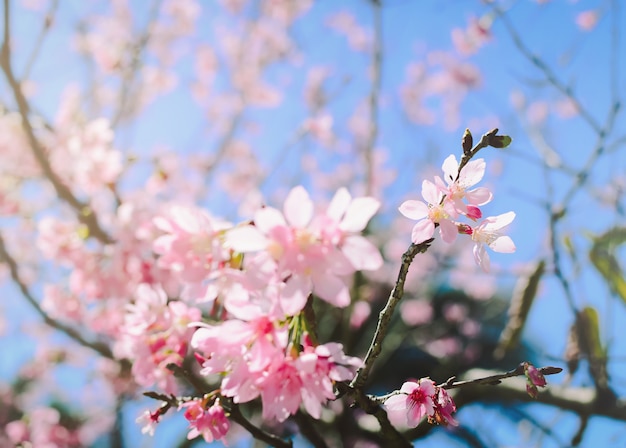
0, 233, 115, 360
228, 405, 293, 448
350, 239, 433, 389
0, 0, 113, 244
363, 0, 382, 196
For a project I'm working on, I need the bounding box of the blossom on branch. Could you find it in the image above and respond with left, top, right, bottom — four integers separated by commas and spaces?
471, 211, 516, 273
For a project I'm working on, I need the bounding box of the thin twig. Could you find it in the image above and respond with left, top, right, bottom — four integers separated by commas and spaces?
21, 0, 59, 80
0, 233, 115, 360
350, 239, 433, 389
0, 0, 113, 244
363, 0, 382, 196
228, 404, 293, 448
110, 0, 163, 128
493, 5, 602, 134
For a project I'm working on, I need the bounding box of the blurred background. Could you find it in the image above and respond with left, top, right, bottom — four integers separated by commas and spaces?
0, 0, 625, 446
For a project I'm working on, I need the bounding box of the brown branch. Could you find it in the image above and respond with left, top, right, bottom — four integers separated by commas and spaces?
0, 232, 115, 360
228, 404, 293, 448
406, 367, 626, 441
293, 411, 329, 448
350, 239, 433, 389
110, 0, 163, 128
363, 0, 382, 196
0, 0, 113, 244
21, 0, 59, 80
440, 364, 562, 391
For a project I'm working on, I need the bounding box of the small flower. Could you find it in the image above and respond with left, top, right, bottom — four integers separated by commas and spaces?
384, 379, 436, 427
471, 212, 516, 272
399, 180, 458, 244
431, 387, 458, 426
437, 155, 492, 217
136, 409, 162, 436
182, 398, 230, 444
524, 362, 547, 398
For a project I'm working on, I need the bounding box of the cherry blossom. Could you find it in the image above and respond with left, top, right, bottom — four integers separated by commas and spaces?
384, 379, 437, 427
436, 154, 492, 217
181, 399, 230, 444
431, 388, 458, 426
524, 362, 547, 398
399, 180, 458, 244
471, 212, 516, 273
226, 186, 382, 310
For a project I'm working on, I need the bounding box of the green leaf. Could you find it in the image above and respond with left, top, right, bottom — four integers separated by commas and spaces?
576, 306, 603, 361
589, 227, 626, 305
494, 260, 545, 359
490, 135, 512, 148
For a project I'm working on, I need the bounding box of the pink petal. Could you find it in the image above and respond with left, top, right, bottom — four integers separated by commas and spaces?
473, 243, 490, 273
399, 200, 429, 220
400, 381, 419, 394
421, 180, 441, 205
441, 154, 459, 182
226, 226, 268, 252
281, 275, 311, 315
327, 188, 351, 222
284, 186, 313, 228
313, 273, 350, 307
458, 158, 486, 187
340, 197, 380, 232
384, 394, 409, 411
439, 219, 458, 244
466, 187, 492, 206
481, 211, 515, 231
255, 207, 286, 233
489, 235, 516, 253
341, 236, 383, 271
411, 219, 435, 244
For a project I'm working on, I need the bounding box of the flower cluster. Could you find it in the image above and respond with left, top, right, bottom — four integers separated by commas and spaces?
129, 185, 381, 440
399, 154, 516, 272
192, 323, 360, 423
384, 379, 458, 427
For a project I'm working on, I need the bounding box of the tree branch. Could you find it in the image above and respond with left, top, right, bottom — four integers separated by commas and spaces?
350, 239, 433, 389
0, 0, 113, 244
0, 233, 115, 360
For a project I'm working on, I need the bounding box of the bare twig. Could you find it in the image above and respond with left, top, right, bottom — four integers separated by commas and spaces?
110, 0, 163, 128
363, 0, 382, 196
21, 0, 59, 80
493, 5, 602, 134
0, 233, 115, 360
350, 239, 433, 389
0, 0, 113, 244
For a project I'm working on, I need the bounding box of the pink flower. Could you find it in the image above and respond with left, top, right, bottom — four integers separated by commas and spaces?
451, 16, 491, 56
471, 212, 516, 272
182, 399, 230, 444
136, 409, 161, 436
153, 205, 231, 284
432, 388, 458, 426
436, 155, 492, 217
524, 362, 547, 398
576, 10, 599, 32
399, 180, 458, 244
226, 186, 381, 310
315, 187, 383, 272
384, 379, 436, 427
